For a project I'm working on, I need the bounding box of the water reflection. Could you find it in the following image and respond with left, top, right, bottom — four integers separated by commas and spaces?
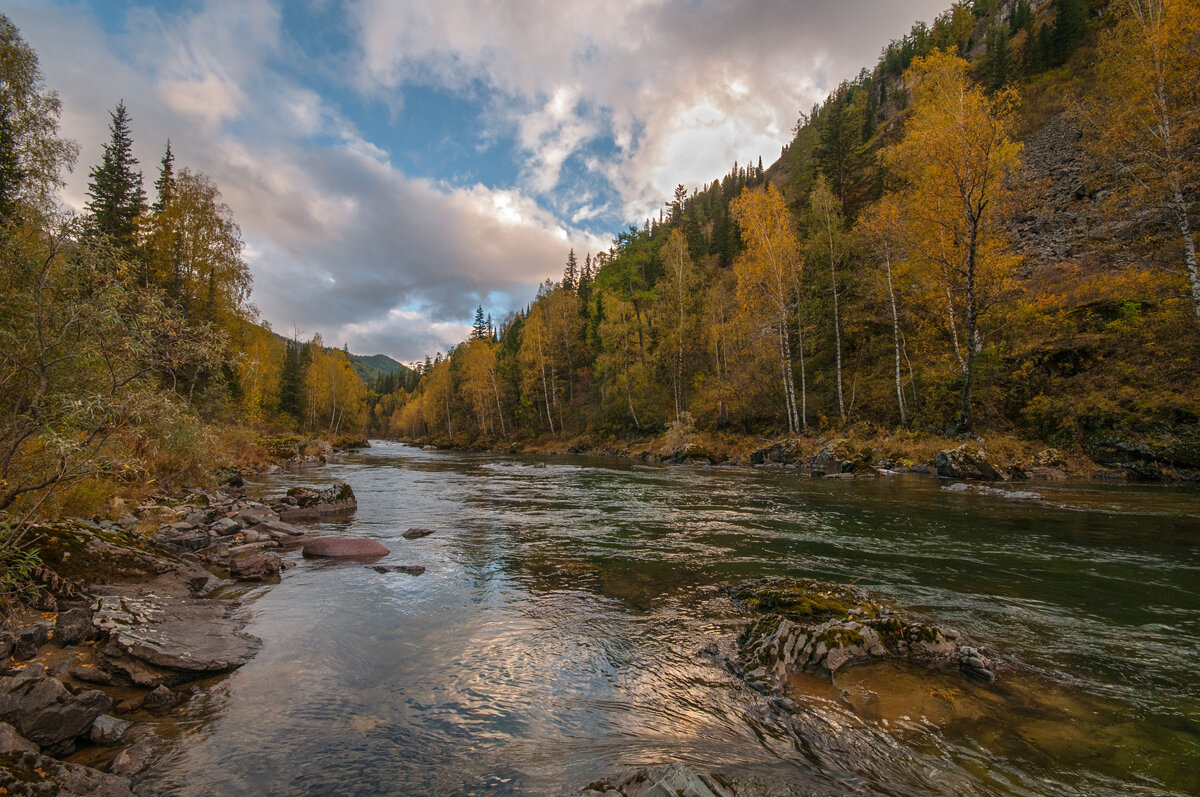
139, 441, 1199, 796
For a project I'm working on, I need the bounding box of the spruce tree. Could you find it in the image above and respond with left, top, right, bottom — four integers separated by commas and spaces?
471, 305, 488, 340
563, 248, 578, 291
152, 140, 174, 213
85, 100, 146, 256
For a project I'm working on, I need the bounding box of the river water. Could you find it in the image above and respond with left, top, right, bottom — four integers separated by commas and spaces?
142, 441, 1200, 796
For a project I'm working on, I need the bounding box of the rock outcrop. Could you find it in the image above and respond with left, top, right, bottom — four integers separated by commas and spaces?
93, 594, 262, 687
279, 482, 357, 520
934, 444, 1006, 481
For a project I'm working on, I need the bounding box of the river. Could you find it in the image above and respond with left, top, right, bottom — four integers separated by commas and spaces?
141, 440, 1200, 796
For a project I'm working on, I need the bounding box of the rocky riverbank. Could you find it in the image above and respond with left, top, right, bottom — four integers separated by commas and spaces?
0, 473, 361, 794
404, 422, 1200, 483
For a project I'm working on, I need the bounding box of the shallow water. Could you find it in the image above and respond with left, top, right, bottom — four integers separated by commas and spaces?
141, 441, 1200, 795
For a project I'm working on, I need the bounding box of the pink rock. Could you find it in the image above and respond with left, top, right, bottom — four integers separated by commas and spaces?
302, 537, 389, 559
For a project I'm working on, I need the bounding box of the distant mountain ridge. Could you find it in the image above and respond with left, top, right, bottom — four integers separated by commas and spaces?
271, 331, 411, 386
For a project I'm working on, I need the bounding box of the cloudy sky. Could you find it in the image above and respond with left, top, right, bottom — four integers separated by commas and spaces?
9, 0, 947, 363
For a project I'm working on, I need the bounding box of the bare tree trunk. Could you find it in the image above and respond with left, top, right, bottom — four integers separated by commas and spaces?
831, 256, 846, 423
777, 314, 799, 434
489, 368, 507, 439
884, 248, 907, 427
540, 357, 556, 436
1170, 184, 1200, 329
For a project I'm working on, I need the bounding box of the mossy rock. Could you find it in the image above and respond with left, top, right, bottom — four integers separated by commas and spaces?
258, 435, 304, 460
730, 578, 868, 622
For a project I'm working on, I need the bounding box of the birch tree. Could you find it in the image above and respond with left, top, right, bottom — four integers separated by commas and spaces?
1085, 0, 1200, 330
886, 49, 1021, 432
730, 184, 803, 434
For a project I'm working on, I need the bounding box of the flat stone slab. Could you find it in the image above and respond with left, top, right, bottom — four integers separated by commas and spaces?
93, 595, 261, 686
302, 537, 388, 558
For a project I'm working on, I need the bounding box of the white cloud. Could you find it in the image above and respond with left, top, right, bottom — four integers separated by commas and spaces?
350, 0, 950, 218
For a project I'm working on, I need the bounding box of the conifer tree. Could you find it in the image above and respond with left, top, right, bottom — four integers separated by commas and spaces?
152, 140, 174, 213
563, 248, 578, 291
85, 100, 146, 256
471, 305, 488, 340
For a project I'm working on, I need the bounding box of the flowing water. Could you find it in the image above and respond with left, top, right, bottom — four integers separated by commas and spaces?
139, 441, 1200, 796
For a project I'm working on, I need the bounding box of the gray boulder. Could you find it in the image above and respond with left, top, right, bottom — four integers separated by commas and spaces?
935, 444, 1006, 481
210, 517, 243, 536
279, 482, 357, 520
90, 715, 132, 745
55, 607, 94, 646
13, 622, 53, 661
302, 537, 388, 558
0, 669, 112, 753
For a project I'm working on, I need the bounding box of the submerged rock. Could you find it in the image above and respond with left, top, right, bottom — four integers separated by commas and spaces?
371, 565, 425, 576
402, 527, 436, 540
942, 483, 1043, 500
729, 578, 994, 693
302, 537, 388, 558
580, 762, 736, 797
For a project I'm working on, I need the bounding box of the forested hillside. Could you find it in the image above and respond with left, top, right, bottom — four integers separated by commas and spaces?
374, 0, 1200, 475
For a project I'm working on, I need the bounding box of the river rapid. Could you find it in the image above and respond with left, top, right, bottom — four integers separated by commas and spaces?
141, 441, 1200, 796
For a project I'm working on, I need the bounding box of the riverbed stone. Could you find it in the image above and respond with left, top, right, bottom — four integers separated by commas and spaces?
1, 750, 137, 796
210, 517, 243, 536
109, 736, 159, 776
302, 537, 388, 558
0, 722, 38, 754
142, 685, 178, 710
402, 527, 436, 540
229, 552, 283, 581
55, 607, 94, 646
0, 668, 113, 753
254, 519, 306, 539
93, 594, 262, 687
90, 715, 132, 745
13, 622, 53, 661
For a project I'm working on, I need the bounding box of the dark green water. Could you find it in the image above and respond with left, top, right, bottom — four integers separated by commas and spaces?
142, 441, 1200, 795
